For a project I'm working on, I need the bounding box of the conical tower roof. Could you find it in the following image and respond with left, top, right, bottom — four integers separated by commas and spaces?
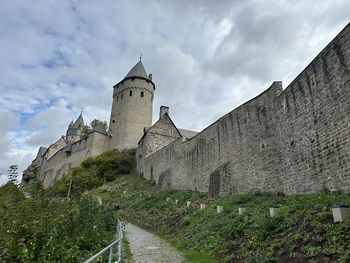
124, 60, 149, 80
73, 113, 84, 128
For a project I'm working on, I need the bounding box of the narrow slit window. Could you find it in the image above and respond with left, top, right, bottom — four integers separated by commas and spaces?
121, 93, 123, 99
129, 90, 132, 96
141, 91, 144, 97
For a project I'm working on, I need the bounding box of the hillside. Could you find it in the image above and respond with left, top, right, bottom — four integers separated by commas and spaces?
90, 174, 350, 262
1, 150, 350, 262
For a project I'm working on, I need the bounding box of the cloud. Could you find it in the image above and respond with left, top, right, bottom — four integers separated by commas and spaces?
0, 0, 349, 185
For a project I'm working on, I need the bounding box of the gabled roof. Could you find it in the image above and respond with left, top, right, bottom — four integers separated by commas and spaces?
138, 113, 181, 144
124, 60, 149, 80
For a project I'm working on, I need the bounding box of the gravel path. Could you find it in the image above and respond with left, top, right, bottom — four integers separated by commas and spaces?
125, 223, 185, 263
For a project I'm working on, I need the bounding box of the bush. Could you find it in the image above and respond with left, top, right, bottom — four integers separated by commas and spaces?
0, 182, 118, 263
52, 149, 135, 197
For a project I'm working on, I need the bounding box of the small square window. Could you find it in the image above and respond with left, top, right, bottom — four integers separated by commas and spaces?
141, 91, 144, 97
129, 90, 132, 96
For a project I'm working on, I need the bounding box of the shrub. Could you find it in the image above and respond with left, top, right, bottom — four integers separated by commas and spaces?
52, 149, 135, 197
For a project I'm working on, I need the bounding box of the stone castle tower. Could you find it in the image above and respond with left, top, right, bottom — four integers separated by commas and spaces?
108, 59, 155, 149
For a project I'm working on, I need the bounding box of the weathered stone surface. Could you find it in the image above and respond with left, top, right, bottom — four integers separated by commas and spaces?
139, 23, 350, 196
332, 206, 350, 222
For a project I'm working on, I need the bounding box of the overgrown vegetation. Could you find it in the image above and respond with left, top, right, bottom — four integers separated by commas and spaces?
80, 119, 108, 139
0, 149, 134, 263
0, 182, 118, 262
52, 149, 135, 197
90, 175, 350, 262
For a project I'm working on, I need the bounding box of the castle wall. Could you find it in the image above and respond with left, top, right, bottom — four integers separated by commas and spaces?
274, 24, 350, 193
143, 82, 283, 196
45, 137, 66, 159
40, 132, 107, 188
141, 23, 350, 195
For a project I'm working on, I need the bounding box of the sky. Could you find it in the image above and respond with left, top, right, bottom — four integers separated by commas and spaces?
0, 0, 349, 185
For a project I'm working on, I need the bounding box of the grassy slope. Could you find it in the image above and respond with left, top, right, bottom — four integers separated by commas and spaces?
90, 175, 350, 263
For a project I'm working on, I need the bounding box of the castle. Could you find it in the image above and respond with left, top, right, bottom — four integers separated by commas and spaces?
22, 59, 158, 188
24, 23, 350, 195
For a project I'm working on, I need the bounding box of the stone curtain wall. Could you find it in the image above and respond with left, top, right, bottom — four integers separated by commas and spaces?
142, 23, 350, 196
274, 24, 350, 193
40, 132, 107, 188
143, 82, 283, 195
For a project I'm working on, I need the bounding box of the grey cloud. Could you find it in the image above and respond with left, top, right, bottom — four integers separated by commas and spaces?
0, 0, 349, 184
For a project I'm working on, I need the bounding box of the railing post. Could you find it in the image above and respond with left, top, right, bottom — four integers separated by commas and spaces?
108, 247, 113, 263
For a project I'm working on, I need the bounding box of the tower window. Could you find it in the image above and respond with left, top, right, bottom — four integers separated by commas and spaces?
141, 91, 144, 97
129, 90, 132, 96
121, 93, 123, 99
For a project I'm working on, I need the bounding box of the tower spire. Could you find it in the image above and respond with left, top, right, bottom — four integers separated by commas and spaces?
140, 52, 142, 61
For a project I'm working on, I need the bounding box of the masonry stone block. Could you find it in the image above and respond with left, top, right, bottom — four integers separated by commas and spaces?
217, 206, 224, 214
239, 207, 246, 215
332, 205, 350, 222
269, 206, 280, 217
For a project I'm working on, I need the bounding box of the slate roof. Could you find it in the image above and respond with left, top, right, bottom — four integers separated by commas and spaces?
178, 129, 198, 139
92, 122, 107, 135
124, 60, 149, 80
73, 113, 84, 128
66, 113, 84, 136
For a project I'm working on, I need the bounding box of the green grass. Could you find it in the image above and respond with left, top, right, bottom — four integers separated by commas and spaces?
90, 175, 350, 263
122, 235, 133, 263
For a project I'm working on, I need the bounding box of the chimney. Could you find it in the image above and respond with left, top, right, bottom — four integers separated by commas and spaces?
159, 106, 169, 119
149, 73, 152, 80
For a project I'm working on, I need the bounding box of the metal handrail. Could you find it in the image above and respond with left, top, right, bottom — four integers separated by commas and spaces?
84, 219, 123, 263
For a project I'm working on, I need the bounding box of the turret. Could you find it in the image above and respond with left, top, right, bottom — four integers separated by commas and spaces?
108, 59, 155, 149
66, 113, 84, 143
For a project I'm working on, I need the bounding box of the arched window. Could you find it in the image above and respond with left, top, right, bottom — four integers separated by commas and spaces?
141, 91, 144, 97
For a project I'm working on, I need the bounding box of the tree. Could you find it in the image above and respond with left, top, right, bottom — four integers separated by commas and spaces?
90, 119, 108, 130
8, 165, 18, 184
80, 119, 108, 140
80, 125, 92, 140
